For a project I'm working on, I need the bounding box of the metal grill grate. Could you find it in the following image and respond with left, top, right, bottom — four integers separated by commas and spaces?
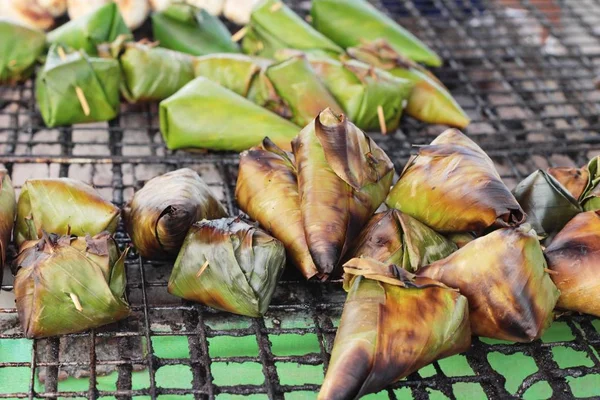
2, 0, 600, 399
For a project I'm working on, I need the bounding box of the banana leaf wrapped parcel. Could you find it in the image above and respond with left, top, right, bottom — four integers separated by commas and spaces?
319, 257, 470, 399
579, 156, 600, 211
547, 165, 589, 200
386, 129, 525, 233
15, 178, 120, 246
311, 0, 441, 67
418, 225, 560, 342
152, 4, 239, 56
545, 211, 600, 317
159, 77, 299, 151
0, 19, 46, 84
36, 45, 121, 127
123, 168, 228, 260
168, 217, 285, 317
47, 3, 131, 55
0, 171, 16, 286
14, 232, 130, 338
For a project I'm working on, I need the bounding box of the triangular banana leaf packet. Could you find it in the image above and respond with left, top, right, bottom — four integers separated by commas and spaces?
236, 138, 319, 279
345, 210, 457, 271
36, 45, 121, 127
386, 129, 525, 233
512, 170, 582, 238
0, 170, 16, 286
168, 217, 285, 317
123, 168, 228, 260
47, 3, 131, 56
99, 38, 195, 103
14, 232, 130, 338
418, 225, 560, 342
547, 165, 589, 200
292, 109, 394, 276
159, 77, 299, 151
319, 257, 470, 399
580, 156, 600, 211
311, 0, 441, 67
0, 19, 46, 84
545, 210, 600, 317
151, 3, 239, 56
241, 0, 343, 58
15, 178, 120, 246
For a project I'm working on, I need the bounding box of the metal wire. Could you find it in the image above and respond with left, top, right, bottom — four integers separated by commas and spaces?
2, 0, 600, 399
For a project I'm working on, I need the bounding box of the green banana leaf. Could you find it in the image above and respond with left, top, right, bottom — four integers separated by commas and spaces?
311, 0, 442, 67
0, 170, 16, 286
0, 19, 46, 84
46, 3, 131, 56
581, 156, 600, 211
159, 77, 299, 151
168, 217, 285, 317
241, 0, 343, 58
14, 232, 130, 338
152, 4, 239, 56
36, 45, 121, 127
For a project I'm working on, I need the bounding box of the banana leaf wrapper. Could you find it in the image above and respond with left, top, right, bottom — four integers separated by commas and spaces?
445, 232, 476, 249
0, 171, 16, 286
347, 40, 470, 128
512, 170, 582, 238
168, 217, 285, 317
580, 156, 600, 211
36, 45, 121, 127
418, 225, 560, 342
151, 4, 239, 56
236, 138, 318, 279
345, 209, 457, 271
15, 178, 120, 247
311, 0, 441, 67
14, 232, 130, 338
0, 19, 46, 84
47, 3, 131, 56
159, 77, 299, 151
319, 257, 470, 399
123, 168, 228, 260
547, 166, 589, 201
292, 109, 394, 276
386, 129, 524, 233
545, 211, 600, 316
241, 0, 343, 58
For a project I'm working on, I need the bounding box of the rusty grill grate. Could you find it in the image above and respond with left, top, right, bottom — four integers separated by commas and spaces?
2, 0, 600, 399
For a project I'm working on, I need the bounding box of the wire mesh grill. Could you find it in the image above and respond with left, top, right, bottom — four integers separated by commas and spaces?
2, 0, 600, 399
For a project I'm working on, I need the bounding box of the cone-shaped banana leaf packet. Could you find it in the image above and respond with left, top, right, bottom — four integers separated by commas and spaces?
0, 19, 46, 84
168, 217, 285, 317
580, 156, 600, 211
0, 171, 16, 286
292, 109, 394, 276
124, 168, 228, 260
36, 45, 121, 127
47, 3, 131, 56
419, 225, 560, 342
14, 232, 130, 338
347, 40, 470, 128
159, 77, 299, 151
319, 257, 470, 399
99, 38, 195, 103
236, 138, 319, 279
152, 3, 239, 56
547, 165, 589, 201
387, 129, 525, 233
545, 210, 600, 317
241, 0, 343, 58
311, 0, 442, 67
15, 178, 120, 246
512, 170, 582, 238
346, 210, 456, 271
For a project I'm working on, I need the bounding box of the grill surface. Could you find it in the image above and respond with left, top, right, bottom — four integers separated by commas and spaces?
2, 0, 600, 399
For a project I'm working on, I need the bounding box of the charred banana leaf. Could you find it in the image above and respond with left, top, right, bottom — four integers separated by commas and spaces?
151, 4, 239, 56
418, 225, 560, 342
547, 165, 589, 201
319, 257, 470, 399
14, 232, 130, 338
124, 168, 228, 260
168, 217, 285, 317
311, 0, 441, 67
0, 171, 16, 286
15, 178, 120, 246
386, 129, 524, 233
581, 156, 600, 211
0, 19, 46, 84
